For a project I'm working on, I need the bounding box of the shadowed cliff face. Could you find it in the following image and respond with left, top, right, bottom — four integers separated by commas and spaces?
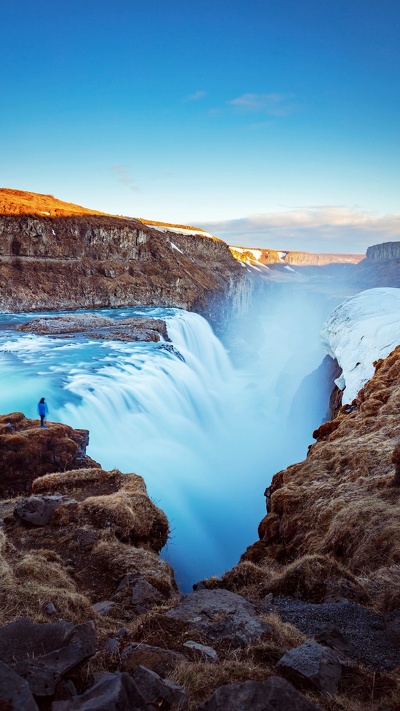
352, 241, 400, 288
245, 345, 400, 612
0, 190, 251, 329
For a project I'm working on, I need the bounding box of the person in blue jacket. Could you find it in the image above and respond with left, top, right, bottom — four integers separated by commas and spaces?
37, 397, 49, 428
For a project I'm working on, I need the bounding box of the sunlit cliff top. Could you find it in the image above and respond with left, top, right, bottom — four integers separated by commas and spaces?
0, 188, 112, 217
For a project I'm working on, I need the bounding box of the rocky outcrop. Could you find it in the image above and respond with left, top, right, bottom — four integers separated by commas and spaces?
251, 346, 400, 587
0, 412, 98, 496
17, 313, 170, 342
366, 242, 400, 261
0, 190, 251, 330
230, 246, 363, 267
0, 409, 399, 710
352, 241, 400, 288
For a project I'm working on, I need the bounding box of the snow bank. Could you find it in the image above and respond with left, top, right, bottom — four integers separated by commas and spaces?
145, 224, 214, 238
321, 288, 400, 404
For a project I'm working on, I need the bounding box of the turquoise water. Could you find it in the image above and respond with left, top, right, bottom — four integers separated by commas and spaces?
0, 301, 326, 590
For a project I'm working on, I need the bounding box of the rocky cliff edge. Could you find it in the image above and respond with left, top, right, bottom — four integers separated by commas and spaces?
0, 189, 251, 330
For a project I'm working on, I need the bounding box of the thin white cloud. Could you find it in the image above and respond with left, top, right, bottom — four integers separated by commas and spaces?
111, 164, 139, 192
185, 90, 206, 101
228, 92, 296, 117
200, 207, 400, 254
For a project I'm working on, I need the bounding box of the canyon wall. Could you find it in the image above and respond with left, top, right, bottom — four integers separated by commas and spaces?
0, 190, 252, 330
366, 241, 400, 261
230, 245, 363, 267
353, 240, 400, 288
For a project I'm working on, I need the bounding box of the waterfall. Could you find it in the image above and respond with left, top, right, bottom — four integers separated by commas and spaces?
0, 297, 327, 590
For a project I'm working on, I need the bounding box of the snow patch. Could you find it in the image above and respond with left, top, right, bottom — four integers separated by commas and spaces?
170, 242, 184, 254
146, 224, 213, 238
284, 265, 295, 272
321, 287, 400, 404
277, 251, 287, 260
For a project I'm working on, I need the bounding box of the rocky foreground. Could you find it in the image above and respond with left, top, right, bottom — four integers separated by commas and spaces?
0, 347, 400, 710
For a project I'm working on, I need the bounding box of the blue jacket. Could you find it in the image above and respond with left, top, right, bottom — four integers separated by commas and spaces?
38, 401, 48, 416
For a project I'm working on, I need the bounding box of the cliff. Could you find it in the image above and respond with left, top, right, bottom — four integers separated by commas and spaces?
230, 245, 363, 267
0, 189, 251, 329
352, 240, 400, 288
366, 242, 400, 261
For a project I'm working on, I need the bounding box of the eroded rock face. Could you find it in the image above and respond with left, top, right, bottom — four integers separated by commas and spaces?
252, 346, 400, 602
0, 413, 98, 497
3, 467, 175, 613
0, 190, 250, 330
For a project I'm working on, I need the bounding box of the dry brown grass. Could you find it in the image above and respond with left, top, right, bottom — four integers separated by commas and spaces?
0, 544, 92, 625
52, 485, 169, 552
32, 467, 123, 494
33, 468, 170, 553
0, 188, 110, 217
89, 538, 177, 598
254, 346, 400, 611
367, 564, 400, 612
171, 659, 272, 710
262, 554, 369, 603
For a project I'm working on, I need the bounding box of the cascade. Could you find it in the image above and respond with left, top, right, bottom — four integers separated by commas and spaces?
0, 295, 328, 590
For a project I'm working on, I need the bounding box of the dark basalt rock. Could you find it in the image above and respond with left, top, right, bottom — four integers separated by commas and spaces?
166, 589, 272, 647
52, 672, 147, 710
0, 619, 96, 696
112, 573, 165, 612
14, 495, 76, 526
131, 665, 188, 710
196, 676, 323, 711
120, 643, 186, 678
0, 660, 39, 710
276, 641, 342, 695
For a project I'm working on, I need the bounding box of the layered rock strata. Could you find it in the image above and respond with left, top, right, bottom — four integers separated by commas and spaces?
0, 190, 251, 330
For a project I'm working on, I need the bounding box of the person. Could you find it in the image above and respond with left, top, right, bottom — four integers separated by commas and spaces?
37, 397, 49, 428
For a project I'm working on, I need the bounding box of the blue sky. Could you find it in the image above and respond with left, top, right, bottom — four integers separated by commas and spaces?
1, 0, 400, 252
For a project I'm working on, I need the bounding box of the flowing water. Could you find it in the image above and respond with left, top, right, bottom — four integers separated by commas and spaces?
0, 292, 330, 590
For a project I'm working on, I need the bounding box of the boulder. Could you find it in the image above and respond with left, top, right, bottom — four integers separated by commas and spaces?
112, 573, 165, 612
166, 589, 272, 647
183, 640, 219, 662
14, 495, 75, 526
0, 660, 39, 710
276, 641, 342, 695
120, 643, 186, 678
51, 672, 147, 710
0, 619, 96, 696
196, 676, 323, 711
131, 665, 188, 710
